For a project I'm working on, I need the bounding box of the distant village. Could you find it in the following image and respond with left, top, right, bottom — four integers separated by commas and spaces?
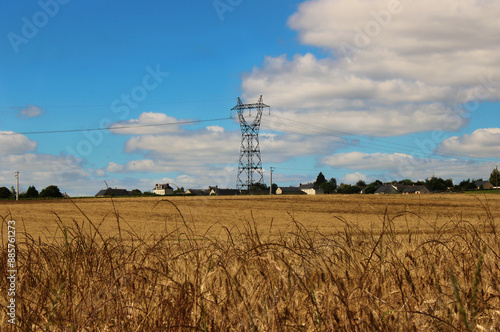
1, 170, 498, 200
94, 170, 500, 198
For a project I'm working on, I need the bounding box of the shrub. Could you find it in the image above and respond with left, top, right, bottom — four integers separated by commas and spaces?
0, 186, 11, 198
39, 185, 63, 198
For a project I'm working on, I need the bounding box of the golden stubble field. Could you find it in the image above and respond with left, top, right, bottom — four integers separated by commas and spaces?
1, 193, 499, 241
1, 193, 500, 331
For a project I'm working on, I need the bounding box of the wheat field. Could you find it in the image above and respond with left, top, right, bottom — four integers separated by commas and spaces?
1, 194, 500, 330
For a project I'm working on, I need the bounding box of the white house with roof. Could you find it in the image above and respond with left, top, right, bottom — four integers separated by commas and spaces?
153, 183, 174, 195
299, 183, 324, 195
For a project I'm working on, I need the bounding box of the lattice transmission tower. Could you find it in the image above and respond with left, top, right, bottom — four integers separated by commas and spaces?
231, 96, 270, 193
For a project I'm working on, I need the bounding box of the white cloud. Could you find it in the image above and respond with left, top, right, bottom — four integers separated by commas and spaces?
108, 112, 182, 135
322, 151, 494, 181
343, 172, 369, 184
17, 105, 43, 118
125, 129, 238, 166
0, 152, 97, 196
323, 152, 414, 170
264, 104, 463, 137
207, 125, 224, 133
241, 0, 500, 137
288, 0, 500, 87
0, 132, 37, 154
437, 128, 500, 158
105, 162, 125, 173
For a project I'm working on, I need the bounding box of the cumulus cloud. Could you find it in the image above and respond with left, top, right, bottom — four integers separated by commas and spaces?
0, 132, 37, 154
241, 0, 500, 137
288, 0, 500, 87
108, 112, 183, 135
17, 105, 42, 118
437, 128, 500, 158
322, 151, 494, 181
343, 172, 369, 184
0, 152, 98, 196
207, 126, 224, 133
125, 129, 238, 166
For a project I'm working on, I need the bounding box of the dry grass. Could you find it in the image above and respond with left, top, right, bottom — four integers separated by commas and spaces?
1, 194, 500, 330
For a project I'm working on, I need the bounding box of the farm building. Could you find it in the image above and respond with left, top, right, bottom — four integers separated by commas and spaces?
475, 181, 494, 190
298, 183, 324, 195
402, 185, 431, 194
276, 186, 306, 195
95, 188, 131, 197
374, 184, 402, 194
209, 186, 241, 196
375, 184, 430, 194
153, 183, 174, 195
185, 189, 210, 196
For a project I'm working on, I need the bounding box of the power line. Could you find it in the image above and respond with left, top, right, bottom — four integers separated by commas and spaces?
0, 117, 231, 136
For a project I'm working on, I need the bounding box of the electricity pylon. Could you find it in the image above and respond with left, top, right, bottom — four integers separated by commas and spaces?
231, 96, 270, 193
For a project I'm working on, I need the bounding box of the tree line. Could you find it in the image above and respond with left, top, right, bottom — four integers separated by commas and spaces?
309, 167, 500, 194
0, 185, 63, 199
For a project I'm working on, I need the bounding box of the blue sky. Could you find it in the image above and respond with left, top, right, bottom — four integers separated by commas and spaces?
1, 0, 499, 196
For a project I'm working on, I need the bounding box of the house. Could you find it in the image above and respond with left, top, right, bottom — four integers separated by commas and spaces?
209, 186, 241, 196
185, 189, 210, 196
298, 183, 324, 195
374, 184, 412, 194
153, 183, 174, 196
374, 184, 400, 194
374, 184, 430, 195
475, 181, 494, 190
276, 186, 306, 195
95, 188, 131, 197
401, 185, 431, 194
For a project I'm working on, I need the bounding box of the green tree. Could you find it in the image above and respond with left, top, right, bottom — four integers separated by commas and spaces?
314, 172, 327, 187
337, 184, 361, 194
39, 185, 63, 198
426, 177, 448, 192
131, 189, 142, 196
0, 186, 11, 199
356, 180, 367, 187
490, 168, 500, 186
174, 187, 185, 194
363, 184, 378, 194
459, 179, 476, 191
26, 186, 39, 198
320, 178, 337, 194
251, 182, 268, 194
